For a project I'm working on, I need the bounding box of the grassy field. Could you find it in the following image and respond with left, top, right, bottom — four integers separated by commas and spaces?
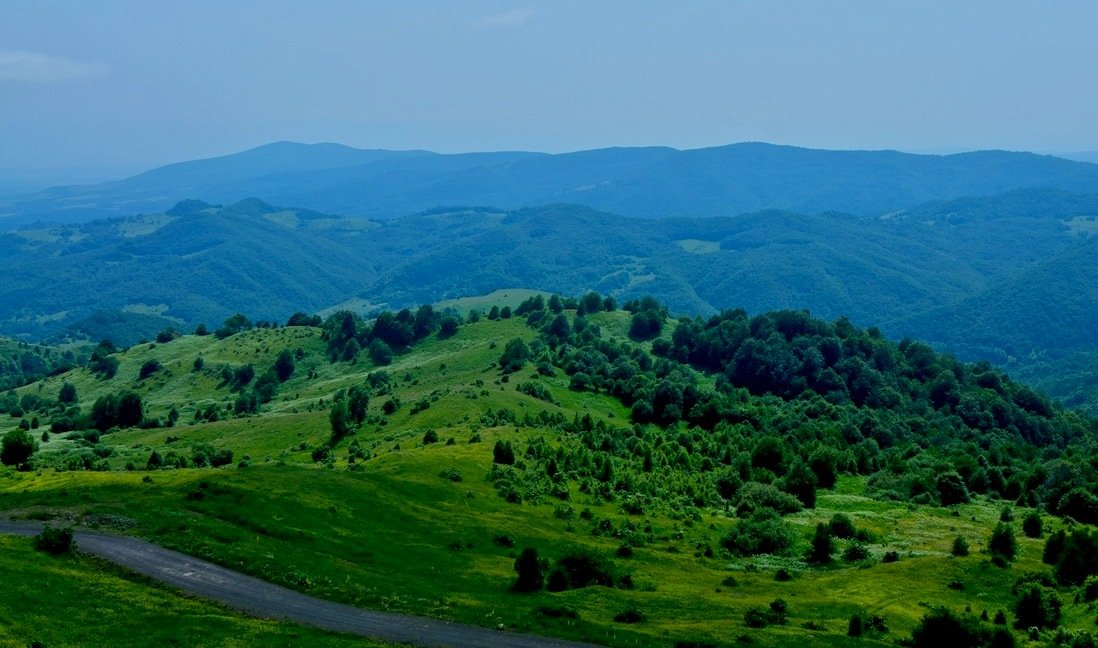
2, 312, 1092, 646
0, 534, 384, 648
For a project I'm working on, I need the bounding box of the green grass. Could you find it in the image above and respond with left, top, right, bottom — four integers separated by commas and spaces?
0, 535, 385, 648
4, 316, 1093, 647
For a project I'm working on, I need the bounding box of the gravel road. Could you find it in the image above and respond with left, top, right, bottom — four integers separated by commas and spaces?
1, 520, 600, 648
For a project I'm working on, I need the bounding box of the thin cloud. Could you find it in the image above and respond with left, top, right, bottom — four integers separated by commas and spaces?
472, 7, 534, 29
0, 49, 109, 82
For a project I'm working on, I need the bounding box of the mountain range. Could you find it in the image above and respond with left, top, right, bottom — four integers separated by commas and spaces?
5, 141, 1098, 226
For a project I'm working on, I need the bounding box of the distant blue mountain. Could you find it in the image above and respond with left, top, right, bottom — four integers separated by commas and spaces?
4, 141, 1098, 226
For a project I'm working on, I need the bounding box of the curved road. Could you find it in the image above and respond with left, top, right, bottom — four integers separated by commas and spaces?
0, 520, 598, 648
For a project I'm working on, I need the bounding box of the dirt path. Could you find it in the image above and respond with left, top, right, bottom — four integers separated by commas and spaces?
0, 520, 599, 648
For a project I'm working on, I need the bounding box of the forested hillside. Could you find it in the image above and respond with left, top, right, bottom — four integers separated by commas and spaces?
2, 190, 1096, 411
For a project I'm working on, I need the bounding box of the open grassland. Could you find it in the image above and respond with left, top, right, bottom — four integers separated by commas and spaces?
3, 313, 1095, 646
0, 535, 381, 648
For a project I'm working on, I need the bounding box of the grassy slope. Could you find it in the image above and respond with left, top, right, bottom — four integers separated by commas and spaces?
0, 535, 383, 648
1, 315, 1087, 646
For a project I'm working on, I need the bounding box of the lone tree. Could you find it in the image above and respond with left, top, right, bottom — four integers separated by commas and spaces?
0, 428, 37, 467
988, 523, 1018, 566
806, 523, 835, 564
513, 547, 545, 592
58, 382, 77, 404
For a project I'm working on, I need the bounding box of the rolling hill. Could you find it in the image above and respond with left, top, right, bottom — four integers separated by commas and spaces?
3, 188, 1098, 410
5, 141, 1098, 226
3, 299, 1096, 647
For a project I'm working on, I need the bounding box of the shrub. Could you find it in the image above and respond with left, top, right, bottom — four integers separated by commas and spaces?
139, 360, 161, 380
806, 523, 834, 564
493, 440, 516, 465
512, 547, 545, 592
0, 428, 37, 467
843, 543, 871, 562
953, 536, 970, 557
1013, 584, 1061, 630
735, 482, 803, 516
34, 526, 75, 554
613, 609, 646, 624
988, 523, 1017, 565
553, 551, 616, 589
722, 508, 796, 556
828, 513, 857, 539
422, 430, 439, 445
1021, 511, 1043, 539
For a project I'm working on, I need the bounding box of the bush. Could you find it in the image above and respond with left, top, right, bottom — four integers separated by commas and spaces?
828, 513, 857, 539
843, 543, 871, 562
1021, 511, 1043, 539
613, 609, 646, 624
552, 551, 616, 590
493, 440, 516, 465
34, 525, 74, 554
722, 508, 796, 556
422, 430, 439, 445
988, 523, 1017, 565
139, 360, 161, 380
1013, 584, 1061, 630
512, 547, 545, 592
806, 523, 834, 564
953, 536, 970, 557
0, 428, 38, 467
910, 607, 1009, 648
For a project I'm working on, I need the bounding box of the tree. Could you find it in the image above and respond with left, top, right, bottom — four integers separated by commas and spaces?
1013, 584, 1061, 629
274, 350, 295, 382
347, 385, 369, 424
329, 401, 352, 444
90, 394, 121, 431
988, 523, 1017, 565
493, 440, 516, 465
1021, 511, 1042, 539
117, 392, 144, 428
513, 547, 545, 592
806, 523, 835, 564
936, 472, 970, 505
139, 360, 161, 380
58, 382, 77, 404
0, 428, 37, 467
499, 338, 530, 373
216, 313, 252, 339
783, 461, 818, 508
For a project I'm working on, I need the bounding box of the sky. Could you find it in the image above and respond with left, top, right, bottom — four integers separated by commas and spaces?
2, 1, 1098, 188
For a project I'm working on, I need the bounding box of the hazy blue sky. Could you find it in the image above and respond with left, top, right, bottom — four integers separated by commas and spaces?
3, 1, 1097, 184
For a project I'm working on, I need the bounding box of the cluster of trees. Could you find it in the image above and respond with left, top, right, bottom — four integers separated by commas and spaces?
489, 294, 1095, 519
320, 304, 461, 365
0, 341, 77, 391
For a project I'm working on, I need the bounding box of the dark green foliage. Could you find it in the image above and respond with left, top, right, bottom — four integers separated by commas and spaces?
493, 440, 515, 465
58, 382, 77, 404
911, 607, 1011, 648
90, 392, 143, 431
329, 401, 352, 444
422, 430, 439, 445
1021, 511, 1043, 539
953, 536, 971, 557
842, 543, 871, 562
215, 313, 252, 339
829, 514, 857, 539
1013, 584, 1061, 630
516, 381, 556, 404
498, 338, 530, 374
743, 600, 788, 628
512, 547, 545, 592
34, 526, 74, 555
722, 508, 796, 556
551, 552, 616, 590
988, 524, 1018, 565
613, 609, 645, 624
1045, 528, 1098, 586
347, 385, 369, 424
0, 428, 37, 467
806, 523, 834, 564
936, 472, 971, 506
273, 350, 295, 382
139, 359, 161, 380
